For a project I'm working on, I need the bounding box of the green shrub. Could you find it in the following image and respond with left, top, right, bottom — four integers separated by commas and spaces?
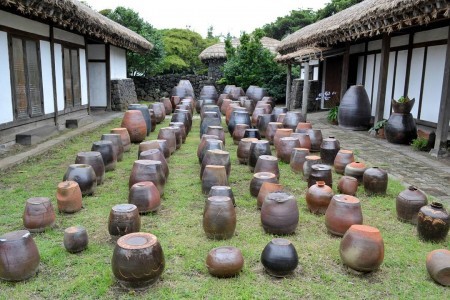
327, 106, 339, 123
411, 137, 428, 151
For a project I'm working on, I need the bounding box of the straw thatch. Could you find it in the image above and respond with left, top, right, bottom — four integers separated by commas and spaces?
199, 37, 280, 61
0, 0, 153, 53
275, 47, 330, 64
278, 0, 450, 55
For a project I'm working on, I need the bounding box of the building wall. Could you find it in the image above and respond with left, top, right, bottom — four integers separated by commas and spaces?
54, 43, 65, 113
0, 11, 49, 37
0, 31, 13, 124
110, 46, 127, 79
40, 41, 55, 114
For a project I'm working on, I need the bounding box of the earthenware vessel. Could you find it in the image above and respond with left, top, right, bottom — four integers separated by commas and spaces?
63, 164, 97, 196
340, 225, 384, 272
308, 164, 332, 188
202, 165, 228, 195
338, 85, 371, 130
243, 128, 261, 140
128, 104, 152, 135
56, 181, 82, 213
257, 114, 274, 138
91, 140, 116, 171
199, 139, 224, 164
306, 181, 333, 215
295, 122, 312, 133
172, 110, 192, 133
158, 127, 177, 155
206, 246, 244, 277
261, 238, 298, 277
101, 133, 124, 162
320, 137, 340, 165
171, 95, 182, 109
167, 126, 182, 150
305, 129, 323, 151
169, 122, 187, 143
325, 194, 363, 236
200, 115, 221, 138
282, 112, 305, 130
121, 110, 147, 142
209, 186, 236, 207
396, 186, 428, 224
129, 160, 166, 195
228, 111, 251, 135
139, 141, 163, 158
23, 197, 56, 233
290, 148, 310, 173
251, 107, 266, 126
417, 202, 449, 242
203, 196, 236, 239
63, 226, 88, 253
250, 172, 278, 197
201, 150, 231, 179
149, 109, 156, 132
139, 149, 169, 179
108, 204, 141, 239
426, 249, 450, 286
392, 98, 416, 114
271, 107, 288, 121
150, 102, 166, 123
385, 113, 417, 144
217, 94, 229, 108
254, 155, 279, 179
197, 134, 219, 163
220, 99, 233, 115
363, 167, 388, 194
232, 124, 250, 145
75, 151, 105, 185
261, 191, 298, 235
0, 230, 40, 281
257, 182, 284, 209
344, 161, 367, 184
337, 176, 358, 196
291, 132, 311, 150
110, 128, 131, 152
206, 126, 225, 145
265, 122, 282, 145
277, 137, 300, 163
334, 150, 354, 174
129, 181, 161, 213
248, 86, 267, 101
162, 97, 172, 114
226, 105, 244, 125
229, 86, 245, 100
248, 140, 272, 172
273, 128, 293, 150
237, 138, 258, 164
201, 105, 221, 120
302, 155, 321, 180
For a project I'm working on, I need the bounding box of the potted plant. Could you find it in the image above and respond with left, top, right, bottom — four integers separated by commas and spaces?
327, 106, 339, 125
369, 119, 387, 138
392, 96, 415, 114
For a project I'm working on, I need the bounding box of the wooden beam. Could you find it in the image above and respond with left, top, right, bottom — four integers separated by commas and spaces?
302, 62, 310, 118
375, 34, 391, 123
106, 44, 111, 111
286, 64, 292, 109
340, 43, 350, 100
320, 59, 327, 109
50, 26, 58, 127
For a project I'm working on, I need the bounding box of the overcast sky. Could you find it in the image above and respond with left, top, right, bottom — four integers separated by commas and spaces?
84, 0, 329, 38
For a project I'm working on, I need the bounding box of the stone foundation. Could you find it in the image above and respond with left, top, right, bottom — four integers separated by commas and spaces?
111, 79, 138, 111
289, 79, 321, 112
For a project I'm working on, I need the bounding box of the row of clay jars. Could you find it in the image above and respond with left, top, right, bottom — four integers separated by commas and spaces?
206, 126, 225, 146
261, 191, 299, 235
303, 155, 321, 180
139, 140, 170, 160
232, 124, 250, 145
200, 113, 221, 138
150, 102, 166, 123
291, 133, 312, 150
282, 111, 305, 130
128, 104, 152, 136
276, 137, 300, 163
158, 127, 177, 155
170, 122, 187, 144
203, 196, 236, 240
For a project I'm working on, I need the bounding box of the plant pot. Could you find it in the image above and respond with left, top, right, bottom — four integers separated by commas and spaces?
391, 98, 415, 114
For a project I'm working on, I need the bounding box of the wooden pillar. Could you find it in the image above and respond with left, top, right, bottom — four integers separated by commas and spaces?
302, 61, 310, 118
431, 27, 450, 157
286, 64, 292, 109
321, 59, 327, 109
340, 43, 350, 100
106, 44, 112, 111
85, 38, 91, 115
50, 26, 59, 127
375, 34, 391, 123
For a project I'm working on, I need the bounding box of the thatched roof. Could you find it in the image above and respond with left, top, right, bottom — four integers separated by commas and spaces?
0, 0, 153, 53
275, 47, 330, 64
199, 37, 280, 61
278, 0, 450, 55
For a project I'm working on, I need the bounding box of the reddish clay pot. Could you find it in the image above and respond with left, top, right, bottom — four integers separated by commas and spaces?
277, 137, 300, 163
325, 194, 363, 237
203, 196, 236, 239
56, 181, 82, 213
295, 122, 312, 133
129, 160, 166, 195
206, 246, 244, 277
251, 107, 266, 126
139, 149, 169, 179
108, 204, 141, 239
291, 132, 311, 150
111, 128, 131, 152
248, 140, 272, 172
149, 109, 156, 132
197, 134, 219, 163
426, 249, 450, 286
75, 151, 105, 185
23, 197, 56, 233
334, 150, 354, 174
254, 155, 279, 179
64, 226, 88, 253
417, 202, 450, 242
261, 238, 298, 277
129, 181, 161, 213
308, 164, 332, 188
257, 182, 284, 209
271, 107, 288, 120
232, 124, 250, 145
283, 112, 305, 130
202, 165, 228, 195
209, 186, 236, 207
266, 122, 283, 145
340, 225, 384, 272
150, 102, 166, 123
273, 128, 293, 150
121, 110, 147, 143
257, 114, 275, 138
396, 186, 428, 224
158, 127, 177, 155
63, 164, 97, 196
101, 133, 124, 162
302, 155, 321, 180
306, 181, 333, 214
199, 139, 224, 164
169, 122, 187, 143
320, 137, 340, 165
305, 129, 323, 152
261, 191, 299, 235
206, 126, 225, 145
201, 149, 231, 179
337, 176, 359, 196
276, 113, 286, 123
250, 172, 278, 197
162, 97, 172, 114
228, 110, 250, 135
290, 148, 310, 174
236, 138, 258, 164
363, 167, 388, 195
0, 230, 40, 281
344, 161, 367, 184
91, 141, 116, 172
168, 126, 182, 150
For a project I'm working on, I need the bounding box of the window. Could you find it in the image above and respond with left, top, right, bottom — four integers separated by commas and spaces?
62, 47, 81, 109
10, 36, 43, 119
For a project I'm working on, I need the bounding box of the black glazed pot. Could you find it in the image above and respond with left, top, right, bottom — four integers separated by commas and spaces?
243, 129, 261, 140
338, 85, 371, 130
385, 113, 417, 144
261, 238, 298, 277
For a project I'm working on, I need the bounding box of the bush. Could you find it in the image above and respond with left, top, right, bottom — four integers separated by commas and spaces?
411, 137, 428, 151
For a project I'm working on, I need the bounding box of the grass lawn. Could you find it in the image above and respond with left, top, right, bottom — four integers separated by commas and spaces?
0, 115, 449, 299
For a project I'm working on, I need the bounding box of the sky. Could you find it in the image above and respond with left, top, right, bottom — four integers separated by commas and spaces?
84, 0, 329, 38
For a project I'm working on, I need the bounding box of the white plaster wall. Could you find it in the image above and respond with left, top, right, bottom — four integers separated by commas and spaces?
391, 35, 409, 47
0, 11, 49, 37
79, 49, 88, 105
87, 44, 105, 60
39, 41, 54, 114
53, 28, 85, 46
368, 40, 382, 51
54, 44, 65, 111
384, 52, 396, 119
356, 56, 364, 85
350, 43, 365, 54
364, 54, 375, 106
0, 31, 13, 124
371, 53, 381, 116
110, 46, 127, 79
89, 62, 107, 107
393, 50, 408, 101
414, 26, 448, 44
313, 66, 319, 81
407, 48, 425, 119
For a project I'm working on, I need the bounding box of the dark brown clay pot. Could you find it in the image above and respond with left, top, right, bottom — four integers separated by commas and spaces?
112, 232, 164, 290
325, 194, 363, 237
168, 126, 182, 150
291, 132, 311, 150
237, 138, 258, 165
396, 186, 428, 224
277, 113, 286, 123
340, 225, 384, 272
250, 172, 278, 198
0, 230, 40, 281
162, 97, 172, 115
209, 186, 236, 207
150, 102, 166, 123
334, 150, 354, 174
266, 122, 283, 145
228, 111, 251, 135
338, 85, 371, 130
129, 160, 166, 195
392, 98, 416, 114
101, 134, 124, 162
200, 115, 221, 138
308, 164, 332, 188
91, 141, 116, 172
217, 94, 229, 108
111, 128, 131, 152
108, 204, 141, 238
305, 129, 323, 152
169, 122, 187, 143
129, 181, 161, 213
295, 122, 312, 133
121, 110, 147, 143
226, 104, 244, 125
417, 202, 450, 242
261, 191, 299, 235
63, 226, 88, 253
282, 111, 305, 130
248, 140, 272, 172
302, 155, 321, 180
201, 149, 231, 179
337, 176, 359, 196
251, 107, 266, 126
243, 128, 261, 140
306, 181, 333, 215
149, 109, 156, 132
56, 181, 82, 213
261, 238, 298, 277
426, 249, 450, 286
199, 139, 224, 164
254, 155, 279, 179
290, 148, 310, 174
202, 165, 228, 195
385, 113, 418, 144
320, 137, 340, 165
197, 134, 219, 163
271, 107, 288, 121
158, 127, 177, 155
344, 161, 367, 184
232, 124, 250, 145
63, 164, 97, 196
363, 167, 388, 195
257, 114, 274, 138
257, 182, 284, 209
23, 197, 56, 233
75, 151, 105, 185
273, 128, 293, 150
128, 104, 152, 135
277, 137, 300, 163
139, 149, 169, 179
206, 246, 244, 278
203, 196, 236, 239
206, 126, 225, 146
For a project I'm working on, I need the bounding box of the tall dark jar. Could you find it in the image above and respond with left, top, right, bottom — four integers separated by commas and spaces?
261, 238, 298, 277
320, 137, 340, 165
417, 202, 449, 242
363, 167, 388, 195
338, 85, 371, 130
396, 186, 428, 224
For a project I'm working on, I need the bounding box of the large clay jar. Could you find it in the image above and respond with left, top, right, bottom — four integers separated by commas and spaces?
23, 197, 56, 233
56, 181, 82, 213
344, 161, 367, 184
202, 165, 228, 195
0, 230, 40, 281
64, 226, 88, 253
334, 150, 354, 174
139, 149, 169, 179
340, 225, 384, 272
217, 94, 229, 108
111, 128, 131, 152
426, 249, 450, 286
220, 99, 233, 116
338, 85, 371, 130
302, 155, 321, 180
232, 124, 250, 145
75, 151, 105, 185
91, 141, 116, 172
276, 113, 286, 123
250, 172, 278, 198
201, 149, 231, 179
283, 112, 305, 130
261, 191, 299, 235
320, 137, 340, 165
226, 105, 245, 125
203, 196, 236, 239
149, 109, 157, 132
290, 148, 310, 174
257, 114, 275, 138
308, 164, 332, 188
237, 138, 258, 164
121, 110, 147, 143
63, 164, 97, 196
228, 111, 251, 135
363, 167, 388, 195
306, 129, 323, 152
261, 238, 298, 277
243, 128, 261, 140
306, 181, 333, 215
129, 181, 161, 213
129, 160, 166, 195
385, 113, 418, 144
417, 202, 450, 242
209, 186, 236, 207
162, 97, 172, 115
197, 134, 219, 163
168, 126, 182, 150
291, 132, 311, 150
112, 232, 165, 290
295, 122, 312, 133
108, 204, 141, 239
200, 115, 221, 138
206, 246, 244, 278
206, 126, 225, 146
396, 186, 428, 224
266, 122, 283, 145
128, 104, 152, 135
101, 133, 124, 162
158, 127, 177, 155
277, 137, 300, 163
170, 122, 187, 143
273, 128, 293, 150
325, 194, 363, 237
254, 155, 279, 179
257, 182, 284, 209
199, 139, 224, 164
248, 140, 272, 172
271, 107, 288, 121
337, 176, 359, 196
150, 102, 166, 123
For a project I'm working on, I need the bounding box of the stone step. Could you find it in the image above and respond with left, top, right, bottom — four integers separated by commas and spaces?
15, 125, 60, 146
66, 115, 94, 129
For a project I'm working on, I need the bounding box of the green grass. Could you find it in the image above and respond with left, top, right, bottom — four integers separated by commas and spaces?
0, 116, 449, 299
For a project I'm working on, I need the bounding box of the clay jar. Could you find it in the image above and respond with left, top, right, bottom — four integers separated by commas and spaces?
129, 181, 161, 213
202, 165, 228, 195
197, 134, 219, 163
129, 160, 166, 195
168, 126, 182, 150
338, 85, 371, 130
56, 181, 82, 213
232, 124, 250, 145
320, 137, 340, 165
340, 225, 384, 272
417, 202, 450, 242
91, 141, 116, 172
201, 149, 231, 179
306, 181, 333, 215
108, 204, 141, 239
206, 126, 226, 146
295, 122, 312, 133
273, 128, 293, 150
257, 182, 284, 209
64, 226, 88, 253
162, 97, 172, 115
334, 150, 354, 174
277, 114, 286, 123
0, 230, 40, 281
261, 238, 298, 277
283, 111, 305, 130
75, 151, 105, 185
308, 164, 332, 188
209, 186, 236, 207
63, 164, 97, 196
111, 128, 131, 152
363, 167, 388, 194
237, 138, 258, 165
344, 161, 367, 184
271, 107, 288, 120
121, 110, 147, 143
291, 132, 311, 150
101, 133, 124, 162
149, 109, 157, 132
337, 176, 359, 196
265, 122, 283, 145
261, 191, 299, 235
302, 155, 321, 180
228, 110, 250, 135
128, 104, 152, 135
290, 148, 310, 174
243, 128, 261, 140
396, 186, 428, 224
203, 196, 236, 240
23, 197, 56, 233
257, 114, 275, 138
158, 127, 177, 155
254, 155, 280, 180
206, 246, 244, 277
112, 232, 165, 290
305, 129, 323, 152
325, 194, 363, 236
276, 137, 300, 163
426, 249, 450, 286
150, 102, 166, 123
199, 139, 224, 164
139, 149, 169, 180
248, 140, 272, 172
170, 122, 187, 143
200, 114, 221, 138
250, 172, 278, 198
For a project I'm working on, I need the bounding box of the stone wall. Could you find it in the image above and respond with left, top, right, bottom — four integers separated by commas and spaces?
207, 59, 226, 81
289, 79, 321, 112
111, 79, 138, 111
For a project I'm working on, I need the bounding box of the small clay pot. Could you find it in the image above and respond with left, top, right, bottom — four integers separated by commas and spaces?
396, 186, 428, 224
308, 164, 332, 188
111, 128, 131, 152
254, 155, 280, 180
257, 182, 284, 209
203, 196, 236, 239
158, 127, 177, 155
108, 204, 141, 239
277, 137, 300, 163
325, 194, 363, 237
302, 155, 321, 180
257, 114, 275, 138
150, 102, 166, 123
250, 172, 278, 198
261, 238, 298, 277
206, 246, 244, 277
337, 176, 358, 196
261, 191, 298, 235
320, 137, 340, 165
206, 126, 226, 146
426, 249, 450, 286
201, 150, 231, 179
271, 107, 288, 120
305, 129, 323, 152
168, 126, 182, 150
265, 122, 283, 145
170, 122, 187, 143
209, 186, 236, 207
139, 149, 169, 179
63, 164, 97, 196
417, 202, 450, 242
334, 150, 354, 174
64, 226, 88, 253
273, 128, 293, 150
243, 128, 261, 140
236, 138, 258, 165
248, 140, 272, 172
129, 181, 161, 213
197, 134, 219, 162
202, 165, 228, 195
306, 181, 333, 215
232, 124, 250, 145
363, 167, 388, 195
129, 160, 166, 195
101, 133, 124, 162
295, 122, 312, 133
199, 139, 224, 164
75, 151, 105, 185
344, 161, 367, 184
290, 148, 310, 174
23, 197, 56, 233
291, 132, 311, 150
121, 110, 147, 143
56, 181, 82, 213
91, 140, 116, 172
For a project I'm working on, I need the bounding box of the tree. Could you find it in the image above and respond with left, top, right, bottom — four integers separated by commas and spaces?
316, 0, 364, 20
261, 9, 316, 40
